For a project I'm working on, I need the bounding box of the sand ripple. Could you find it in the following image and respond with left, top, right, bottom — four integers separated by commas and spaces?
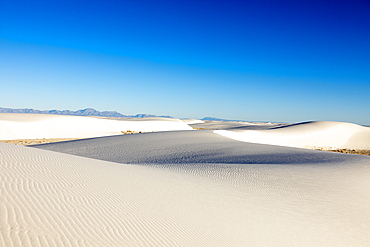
1, 141, 370, 246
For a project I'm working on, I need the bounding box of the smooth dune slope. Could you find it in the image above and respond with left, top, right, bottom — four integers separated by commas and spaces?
180, 119, 204, 124
0, 113, 192, 140
33, 130, 351, 165
215, 121, 370, 150
189, 120, 286, 130
2, 142, 370, 246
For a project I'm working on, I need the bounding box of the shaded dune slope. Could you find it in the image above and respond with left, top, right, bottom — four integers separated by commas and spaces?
31, 130, 356, 165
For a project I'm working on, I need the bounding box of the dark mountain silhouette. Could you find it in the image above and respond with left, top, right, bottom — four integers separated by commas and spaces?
0, 107, 172, 118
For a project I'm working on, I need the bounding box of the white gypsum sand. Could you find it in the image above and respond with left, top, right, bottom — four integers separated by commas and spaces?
189, 120, 287, 130
32, 130, 351, 164
1, 116, 370, 246
180, 119, 205, 124
1, 141, 370, 246
0, 113, 192, 140
214, 121, 370, 150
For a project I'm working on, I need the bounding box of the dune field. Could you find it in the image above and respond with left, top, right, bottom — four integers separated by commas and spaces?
1, 113, 370, 246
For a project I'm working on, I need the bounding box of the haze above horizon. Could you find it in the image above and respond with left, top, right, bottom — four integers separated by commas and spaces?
1, 0, 369, 125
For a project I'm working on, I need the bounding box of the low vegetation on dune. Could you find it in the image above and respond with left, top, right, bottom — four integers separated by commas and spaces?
0, 138, 80, 145
121, 130, 143, 134
316, 148, 370, 156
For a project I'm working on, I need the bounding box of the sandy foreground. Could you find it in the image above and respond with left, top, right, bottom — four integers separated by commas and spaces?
1, 114, 370, 246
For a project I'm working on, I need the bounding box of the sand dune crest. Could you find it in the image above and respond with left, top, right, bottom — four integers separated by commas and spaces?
215, 121, 370, 150
0, 113, 192, 140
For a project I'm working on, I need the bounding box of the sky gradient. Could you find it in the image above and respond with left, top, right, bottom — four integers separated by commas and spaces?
1, 0, 369, 124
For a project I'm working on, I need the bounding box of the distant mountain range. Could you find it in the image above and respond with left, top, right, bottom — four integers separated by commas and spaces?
0, 107, 172, 118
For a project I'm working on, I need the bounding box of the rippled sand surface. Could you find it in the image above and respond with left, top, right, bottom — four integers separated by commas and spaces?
1, 118, 370, 246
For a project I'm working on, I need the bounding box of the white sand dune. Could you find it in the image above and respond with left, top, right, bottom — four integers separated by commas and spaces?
180, 119, 204, 124
33, 130, 351, 165
0, 113, 192, 140
1, 141, 370, 246
215, 121, 370, 150
2, 118, 370, 246
189, 120, 287, 130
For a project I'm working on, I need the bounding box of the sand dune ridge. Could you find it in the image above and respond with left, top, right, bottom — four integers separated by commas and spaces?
0, 113, 192, 140
215, 121, 370, 150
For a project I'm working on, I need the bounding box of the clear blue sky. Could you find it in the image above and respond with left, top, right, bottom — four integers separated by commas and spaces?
1, 0, 369, 124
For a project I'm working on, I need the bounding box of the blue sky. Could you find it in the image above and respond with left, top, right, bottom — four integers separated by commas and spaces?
1, 0, 369, 124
